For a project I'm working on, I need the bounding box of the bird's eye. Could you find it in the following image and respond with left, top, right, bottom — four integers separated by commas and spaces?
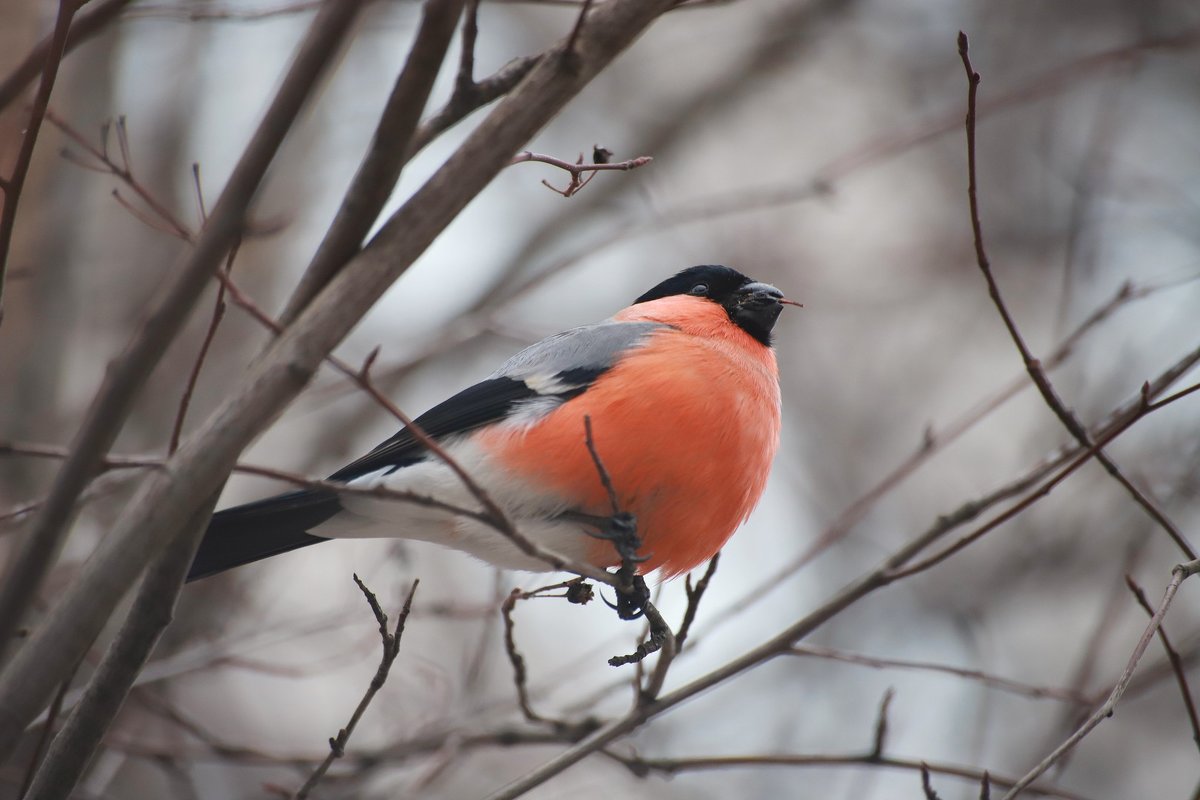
688, 283, 709, 296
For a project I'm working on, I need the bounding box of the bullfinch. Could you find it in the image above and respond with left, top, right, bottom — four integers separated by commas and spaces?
187, 265, 791, 583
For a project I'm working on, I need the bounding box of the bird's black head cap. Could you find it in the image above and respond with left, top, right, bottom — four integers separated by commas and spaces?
634, 265, 786, 346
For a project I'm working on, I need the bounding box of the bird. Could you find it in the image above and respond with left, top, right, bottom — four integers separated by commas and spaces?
187, 265, 794, 585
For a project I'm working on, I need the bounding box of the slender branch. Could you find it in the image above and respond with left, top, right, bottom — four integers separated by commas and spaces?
292, 577, 418, 800
483, 379, 1200, 800
787, 644, 1090, 705
1000, 560, 1200, 799
0, 0, 80, 326
870, 687, 894, 758
0, 0, 677, 755
674, 554, 719, 651
603, 751, 1086, 800
1124, 575, 1200, 752
640, 554, 720, 702
956, 32, 1196, 561
510, 150, 652, 198
922, 763, 945, 800
22, 494, 221, 800
17, 665, 77, 799
279, 0, 465, 324
502, 580, 601, 729
0, 0, 370, 746
0, 0, 133, 114
169, 244, 238, 454
409, 54, 541, 155
457, 0, 481, 94
47, 110, 195, 240
712, 279, 1166, 626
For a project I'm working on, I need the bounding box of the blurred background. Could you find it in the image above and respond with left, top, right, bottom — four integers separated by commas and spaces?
2, 0, 1200, 797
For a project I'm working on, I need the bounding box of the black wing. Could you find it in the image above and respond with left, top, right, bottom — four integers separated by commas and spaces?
329, 368, 609, 481
188, 321, 661, 581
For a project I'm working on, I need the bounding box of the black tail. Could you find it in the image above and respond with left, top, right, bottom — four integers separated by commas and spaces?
187, 490, 342, 581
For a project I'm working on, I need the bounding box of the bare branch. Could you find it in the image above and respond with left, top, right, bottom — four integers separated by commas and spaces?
511, 149, 652, 197
1000, 560, 1200, 799
22, 494, 221, 799
279, 0, 465, 324
0, 0, 371, 747
787, 644, 1090, 706
870, 687, 894, 759
956, 32, 1196, 561
1125, 575, 1200, 752
604, 751, 1086, 800
0, 0, 678, 754
169, 245, 238, 454
0, 0, 80, 325
485, 378, 1200, 799
292, 577, 418, 799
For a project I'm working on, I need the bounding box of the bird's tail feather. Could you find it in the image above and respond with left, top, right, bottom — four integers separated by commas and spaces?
187, 490, 342, 581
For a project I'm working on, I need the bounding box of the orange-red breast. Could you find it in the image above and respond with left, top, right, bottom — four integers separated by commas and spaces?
187, 265, 792, 582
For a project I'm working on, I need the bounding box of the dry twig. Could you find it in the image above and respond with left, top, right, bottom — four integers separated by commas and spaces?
293, 577, 419, 799
0, 0, 79, 325
957, 31, 1195, 561
511, 149, 653, 198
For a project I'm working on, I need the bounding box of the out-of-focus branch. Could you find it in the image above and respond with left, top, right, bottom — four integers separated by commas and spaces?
1000, 560, 1200, 799
604, 752, 1087, 800
483, 378, 1200, 800
956, 32, 1196, 561
786, 644, 1090, 705
0, 0, 369, 748
1125, 575, 1200, 752
0, 0, 132, 113
279, 0, 465, 325
170, 243, 237, 454
0, 0, 676, 756
292, 576, 418, 800
410, 55, 542, 156
22, 494, 220, 800
0, 0, 79, 325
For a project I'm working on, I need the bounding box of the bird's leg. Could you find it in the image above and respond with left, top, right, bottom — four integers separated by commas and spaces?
558, 510, 650, 620
603, 511, 649, 621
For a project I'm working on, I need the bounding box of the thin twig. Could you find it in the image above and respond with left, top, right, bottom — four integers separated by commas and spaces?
511, 150, 652, 198
1124, 574, 1200, 752
502, 588, 550, 725
169, 244, 238, 454
278, 0, 464, 324
46, 111, 194, 241
885, 380, 1200, 580
870, 687, 894, 759
0, 0, 79, 325
0, 0, 372, 746
562, 0, 594, 67
457, 0, 481, 94
0, 0, 133, 114
922, 762, 945, 800
483, 378, 1200, 800
604, 751, 1085, 800
956, 32, 1196, 561
705, 278, 1178, 630
292, 577, 419, 800
674, 554, 719, 651
787, 644, 1090, 706
1000, 560, 1200, 799
22, 495, 222, 800
410, 54, 541, 155
18, 665, 78, 799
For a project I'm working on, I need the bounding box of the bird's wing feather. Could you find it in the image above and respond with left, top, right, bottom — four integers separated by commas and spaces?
328, 321, 665, 483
